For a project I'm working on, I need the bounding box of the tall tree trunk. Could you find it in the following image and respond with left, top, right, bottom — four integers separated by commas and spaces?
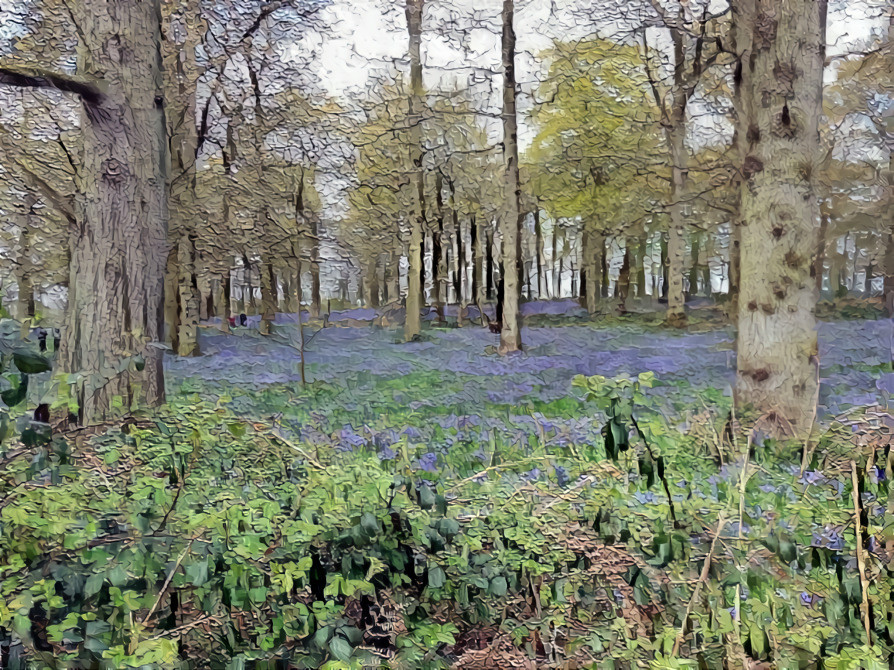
702, 234, 713, 297
601, 235, 610, 299
486, 227, 495, 301
404, 0, 425, 340
735, 0, 826, 435
552, 225, 560, 298
259, 260, 276, 335
14, 219, 35, 321
688, 233, 701, 298
498, 0, 522, 353
309, 217, 322, 318
58, 0, 167, 423
218, 262, 231, 333
534, 208, 544, 298
163, 0, 203, 357
582, 228, 600, 314
617, 242, 631, 315
473, 217, 486, 324
660, 233, 669, 300
815, 208, 829, 293
636, 236, 647, 299
665, 124, 688, 327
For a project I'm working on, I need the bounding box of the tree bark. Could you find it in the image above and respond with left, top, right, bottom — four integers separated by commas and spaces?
735, 0, 826, 435
688, 233, 701, 298
617, 241, 631, 315
583, 228, 601, 315
665, 124, 688, 327
218, 262, 231, 333
309, 217, 322, 318
58, 0, 168, 422
534, 208, 544, 298
814, 208, 829, 293
259, 260, 276, 335
163, 0, 203, 357
498, 0, 522, 353
404, 0, 425, 340
636, 236, 647, 299
14, 218, 35, 321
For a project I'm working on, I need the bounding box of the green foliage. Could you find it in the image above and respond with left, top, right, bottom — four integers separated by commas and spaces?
1, 368, 892, 668
525, 39, 665, 234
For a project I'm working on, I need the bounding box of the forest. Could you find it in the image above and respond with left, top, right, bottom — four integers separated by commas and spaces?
0, 0, 892, 667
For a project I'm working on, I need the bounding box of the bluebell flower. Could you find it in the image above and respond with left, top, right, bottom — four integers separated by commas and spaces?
378, 446, 397, 461
554, 465, 569, 487
402, 426, 423, 440
520, 467, 541, 483
418, 452, 438, 473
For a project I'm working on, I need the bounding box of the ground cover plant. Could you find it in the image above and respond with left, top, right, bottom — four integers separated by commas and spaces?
2, 318, 894, 668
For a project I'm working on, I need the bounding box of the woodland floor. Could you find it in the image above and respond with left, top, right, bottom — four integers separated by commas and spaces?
169, 303, 894, 426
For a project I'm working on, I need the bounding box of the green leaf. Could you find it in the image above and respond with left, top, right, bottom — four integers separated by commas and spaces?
186, 560, 209, 587
419, 484, 435, 510
489, 576, 508, 597
329, 635, 353, 662
428, 566, 446, 588
1, 374, 27, 407
13, 350, 51, 374
360, 512, 379, 536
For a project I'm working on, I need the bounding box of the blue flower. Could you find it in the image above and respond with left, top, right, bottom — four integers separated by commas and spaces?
520, 467, 541, 483
418, 452, 438, 473
378, 446, 397, 461
554, 465, 569, 487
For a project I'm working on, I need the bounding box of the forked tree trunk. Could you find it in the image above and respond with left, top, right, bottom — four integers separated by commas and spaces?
735, 0, 826, 435
498, 0, 522, 353
404, 0, 425, 340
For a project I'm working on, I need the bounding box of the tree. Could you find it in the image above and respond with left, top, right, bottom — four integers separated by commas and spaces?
733, 0, 827, 434
498, 0, 522, 353
0, 0, 168, 424
526, 38, 666, 315
404, 0, 425, 341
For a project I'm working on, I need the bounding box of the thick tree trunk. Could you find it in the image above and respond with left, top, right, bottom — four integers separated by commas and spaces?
58, 0, 167, 423
735, 0, 826, 435
498, 0, 522, 353
601, 236, 610, 299
404, 0, 425, 340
